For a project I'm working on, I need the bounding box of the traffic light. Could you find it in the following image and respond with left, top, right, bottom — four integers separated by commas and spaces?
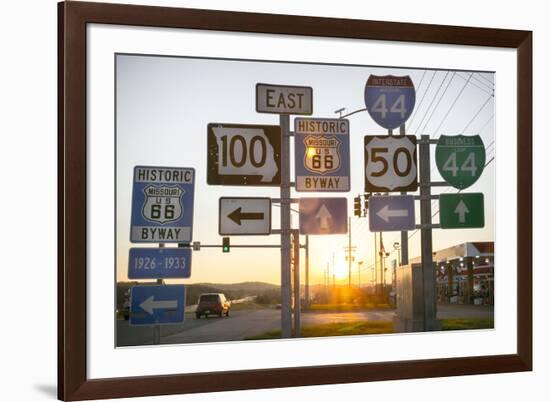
222, 237, 230, 253
354, 195, 362, 217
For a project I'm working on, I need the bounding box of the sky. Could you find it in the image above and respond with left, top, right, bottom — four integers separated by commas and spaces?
115, 54, 495, 286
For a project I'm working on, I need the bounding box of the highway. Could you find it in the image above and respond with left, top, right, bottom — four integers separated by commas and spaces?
117, 304, 493, 347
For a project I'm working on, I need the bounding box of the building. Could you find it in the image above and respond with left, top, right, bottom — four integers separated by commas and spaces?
411, 242, 494, 305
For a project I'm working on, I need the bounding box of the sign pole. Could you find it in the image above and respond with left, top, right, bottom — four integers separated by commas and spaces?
419, 135, 437, 330
292, 230, 301, 337
399, 123, 409, 265
280, 114, 292, 339
305, 235, 310, 307
153, 243, 165, 345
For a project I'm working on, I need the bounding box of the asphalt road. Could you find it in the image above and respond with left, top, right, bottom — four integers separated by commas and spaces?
116, 304, 493, 347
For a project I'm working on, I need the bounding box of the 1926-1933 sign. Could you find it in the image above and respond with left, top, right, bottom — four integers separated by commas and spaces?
294, 118, 350, 192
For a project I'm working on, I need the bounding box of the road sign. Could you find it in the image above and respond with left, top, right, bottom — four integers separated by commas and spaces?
256, 83, 313, 115
439, 193, 484, 229
294, 118, 350, 192
130, 285, 185, 326
364, 75, 416, 130
130, 166, 195, 243
207, 123, 281, 186
364, 135, 418, 192
435, 135, 486, 189
219, 197, 271, 235
369, 195, 415, 232
299, 198, 347, 235
128, 248, 191, 279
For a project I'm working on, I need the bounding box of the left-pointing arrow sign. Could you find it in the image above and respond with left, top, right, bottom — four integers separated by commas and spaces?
219, 197, 272, 235
369, 195, 415, 232
227, 207, 265, 225
130, 285, 185, 326
376, 205, 409, 222
139, 296, 178, 314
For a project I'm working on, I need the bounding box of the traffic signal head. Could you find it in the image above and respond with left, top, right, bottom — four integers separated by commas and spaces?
222, 237, 230, 253
354, 196, 362, 217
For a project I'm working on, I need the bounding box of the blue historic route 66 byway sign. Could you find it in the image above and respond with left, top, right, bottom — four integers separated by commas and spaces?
364, 75, 416, 130
130, 166, 195, 243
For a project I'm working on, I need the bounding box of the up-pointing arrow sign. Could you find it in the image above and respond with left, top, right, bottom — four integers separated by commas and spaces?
315, 204, 333, 232
219, 197, 271, 235
454, 200, 469, 223
440, 193, 484, 229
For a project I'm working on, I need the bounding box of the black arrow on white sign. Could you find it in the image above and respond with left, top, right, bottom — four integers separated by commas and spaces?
227, 207, 265, 225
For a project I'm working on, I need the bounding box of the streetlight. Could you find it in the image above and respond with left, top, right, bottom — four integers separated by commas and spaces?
393, 242, 401, 267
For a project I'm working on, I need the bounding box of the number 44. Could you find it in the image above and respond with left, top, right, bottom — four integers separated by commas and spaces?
371, 94, 406, 119
442, 152, 477, 177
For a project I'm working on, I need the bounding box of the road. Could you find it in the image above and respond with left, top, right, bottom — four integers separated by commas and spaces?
116, 304, 493, 347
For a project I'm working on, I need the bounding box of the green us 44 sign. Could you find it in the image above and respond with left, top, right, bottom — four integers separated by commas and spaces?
435, 135, 486, 189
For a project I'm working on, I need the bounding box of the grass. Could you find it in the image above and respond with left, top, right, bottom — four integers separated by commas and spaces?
244, 317, 494, 340
306, 303, 394, 312
245, 321, 393, 340
441, 318, 494, 331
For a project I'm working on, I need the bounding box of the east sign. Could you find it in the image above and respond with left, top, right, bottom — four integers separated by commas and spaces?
256, 83, 313, 115
435, 135, 486, 189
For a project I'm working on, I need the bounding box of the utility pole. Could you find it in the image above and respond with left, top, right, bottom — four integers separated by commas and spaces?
292, 230, 300, 337
374, 231, 378, 295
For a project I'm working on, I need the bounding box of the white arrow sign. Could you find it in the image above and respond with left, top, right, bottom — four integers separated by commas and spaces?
315, 204, 333, 231
376, 205, 409, 222
139, 296, 178, 315
454, 200, 470, 223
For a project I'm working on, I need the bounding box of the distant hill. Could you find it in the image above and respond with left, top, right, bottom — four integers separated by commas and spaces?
117, 281, 279, 308
192, 282, 279, 295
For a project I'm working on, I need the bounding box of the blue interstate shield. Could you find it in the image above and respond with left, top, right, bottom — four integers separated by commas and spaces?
364, 75, 416, 130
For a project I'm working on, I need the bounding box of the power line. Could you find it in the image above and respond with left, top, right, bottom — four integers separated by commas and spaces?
456, 72, 493, 96
430, 72, 473, 138
475, 72, 494, 86
413, 72, 450, 134
408, 71, 437, 128
417, 72, 456, 135
462, 93, 493, 132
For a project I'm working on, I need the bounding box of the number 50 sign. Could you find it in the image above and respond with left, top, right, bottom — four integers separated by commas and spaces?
364, 135, 418, 192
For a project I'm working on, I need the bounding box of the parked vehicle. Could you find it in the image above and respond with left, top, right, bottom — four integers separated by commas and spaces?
195, 293, 231, 318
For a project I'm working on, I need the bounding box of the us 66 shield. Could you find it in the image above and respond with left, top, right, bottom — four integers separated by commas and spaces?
130, 166, 195, 243
364, 135, 418, 192
207, 123, 281, 186
294, 118, 350, 192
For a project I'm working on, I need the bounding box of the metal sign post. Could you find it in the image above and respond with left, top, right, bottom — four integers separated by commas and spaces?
292, 229, 301, 337
280, 114, 292, 339
419, 135, 437, 331
399, 123, 409, 265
